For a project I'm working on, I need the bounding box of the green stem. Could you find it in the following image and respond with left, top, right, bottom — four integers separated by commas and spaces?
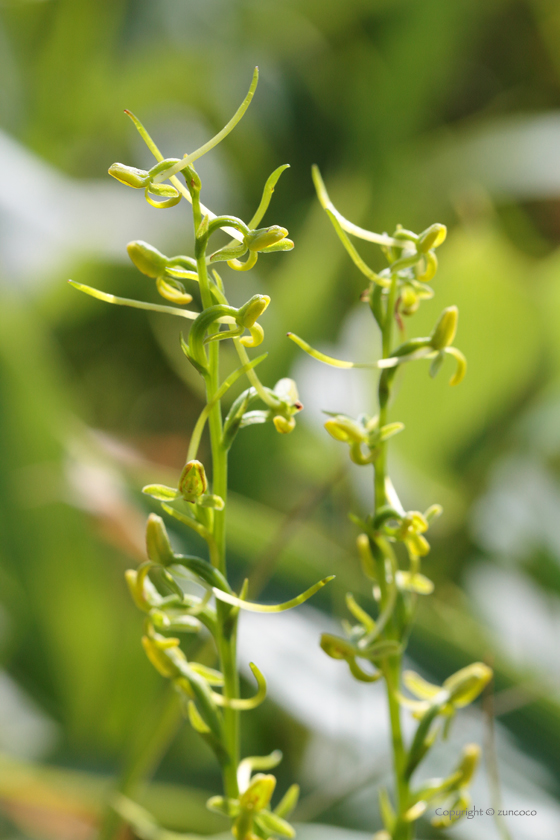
384, 658, 412, 840
375, 274, 398, 511
375, 273, 412, 839
193, 187, 240, 802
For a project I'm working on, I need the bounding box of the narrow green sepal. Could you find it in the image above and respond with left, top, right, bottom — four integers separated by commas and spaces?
214, 576, 335, 613
188, 700, 211, 733
274, 785, 299, 819
255, 810, 295, 838
171, 555, 232, 593
142, 484, 178, 501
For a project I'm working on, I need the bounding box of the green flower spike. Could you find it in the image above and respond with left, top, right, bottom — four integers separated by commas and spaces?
289, 166, 490, 840
74, 70, 333, 840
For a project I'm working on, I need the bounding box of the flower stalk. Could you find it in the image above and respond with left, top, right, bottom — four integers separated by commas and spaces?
291, 166, 491, 839
73, 70, 334, 840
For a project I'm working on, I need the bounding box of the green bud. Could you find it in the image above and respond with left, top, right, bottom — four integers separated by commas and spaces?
400, 284, 419, 315
417, 223, 447, 253
146, 513, 175, 566
108, 162, 150, 188
245, 225, 289, 252
237, 295, 271, 328
179, 460, 208, 502
183, 163, 202, 193
127, 240, 168, 278
430, 306, 458, 350
456, 743, 481, 786
443, 662, 493, 708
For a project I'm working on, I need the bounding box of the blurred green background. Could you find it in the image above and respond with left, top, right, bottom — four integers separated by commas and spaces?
1, 1, 560, 838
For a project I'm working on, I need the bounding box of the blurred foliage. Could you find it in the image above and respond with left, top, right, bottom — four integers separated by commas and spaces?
2, 0, 560, 838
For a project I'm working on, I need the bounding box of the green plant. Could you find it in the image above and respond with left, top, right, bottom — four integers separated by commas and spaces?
289, 167, 493, 840
71, 69, 334, 840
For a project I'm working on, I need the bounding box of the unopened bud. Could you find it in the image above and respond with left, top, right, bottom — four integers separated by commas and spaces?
183, 163, 202, 193
179, 460, 208, 502
245, 226, 289, 252
146, 514, 175, 566
400, 285, 419, 315
444, 662, 492, 708
456, 743, 481, 786
417, 223, 446, 253
431, 306, 458, 350
237, 295, 271, 328
108, 162, 149, 188
127, 240, 168, 278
